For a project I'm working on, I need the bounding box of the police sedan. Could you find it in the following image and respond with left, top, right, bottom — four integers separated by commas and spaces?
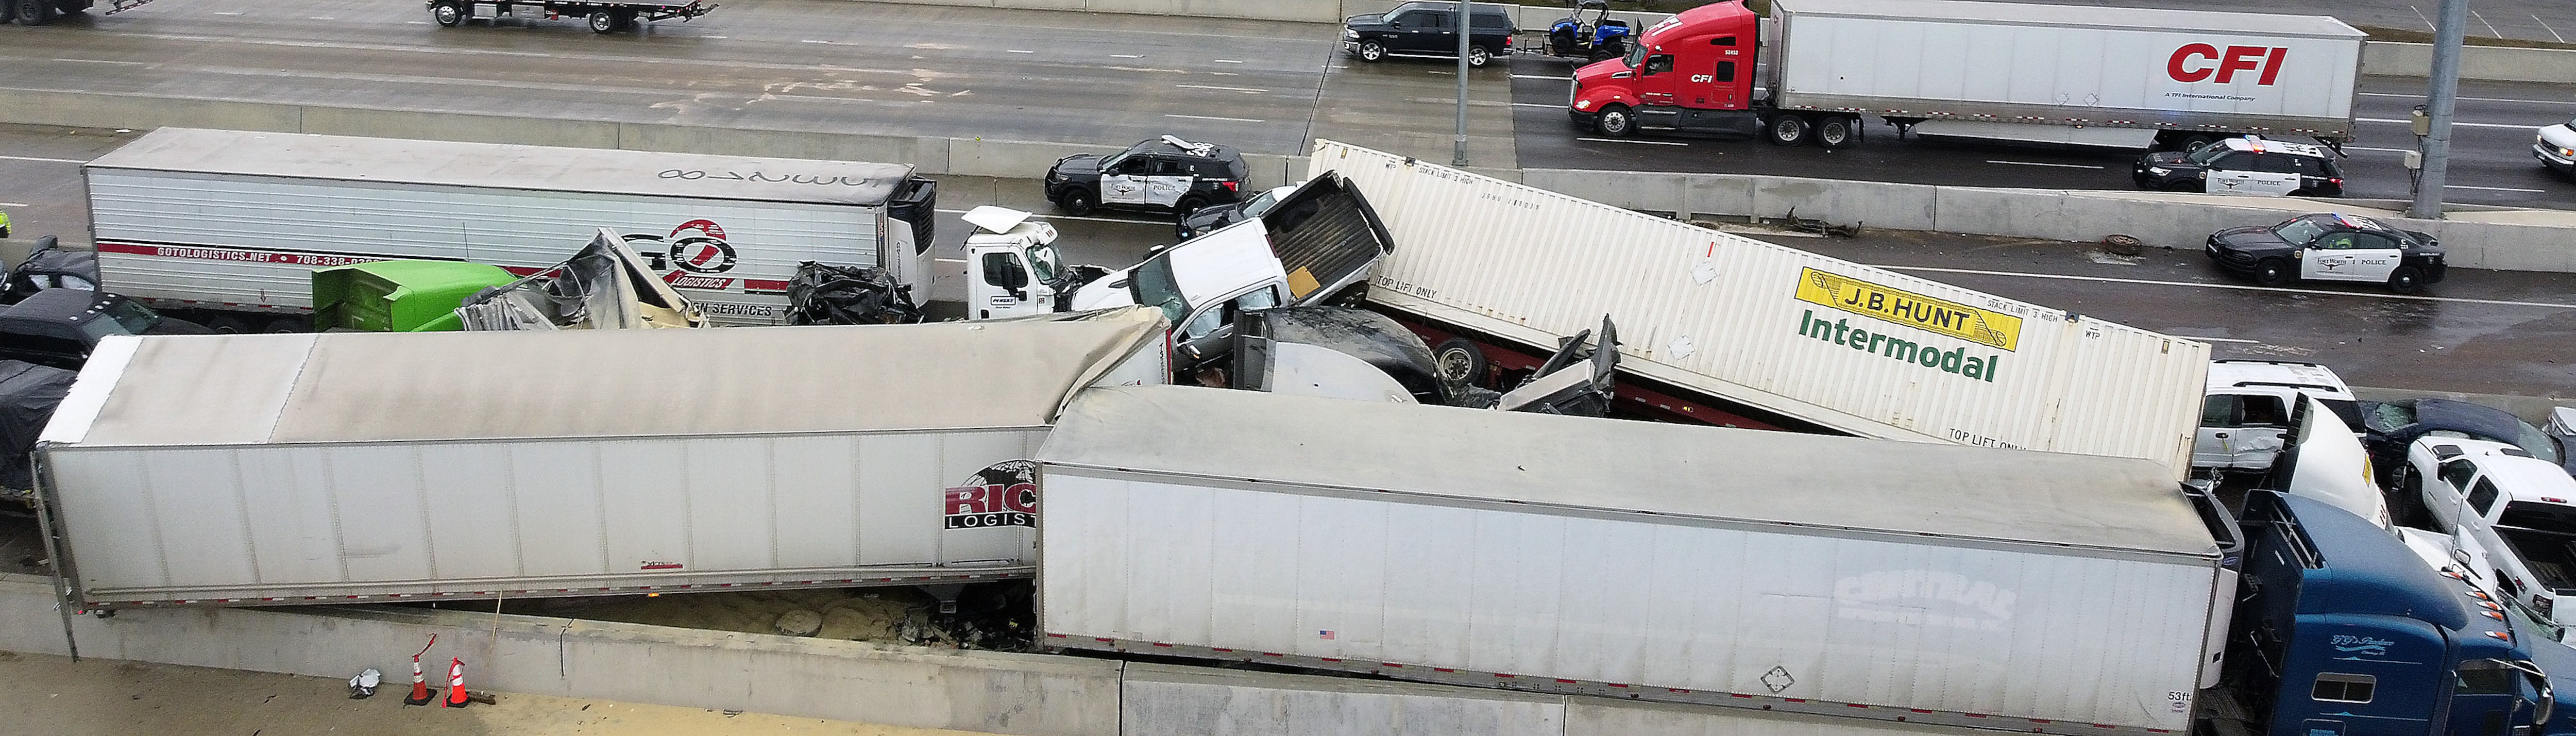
2204, 213, 2445, 294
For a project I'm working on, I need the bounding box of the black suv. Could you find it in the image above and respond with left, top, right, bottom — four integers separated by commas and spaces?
2134, 136, 2344, 196
1044, 136, 1248, 219
1344, 1, 1515, 68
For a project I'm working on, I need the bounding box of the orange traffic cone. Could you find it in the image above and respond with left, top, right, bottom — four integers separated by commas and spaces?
404, 634, 438, 706
442, 657, 470, 708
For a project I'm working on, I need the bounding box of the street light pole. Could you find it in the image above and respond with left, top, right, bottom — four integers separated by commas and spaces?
2407, 0, 2467, 220
1454, 2, 1472, 168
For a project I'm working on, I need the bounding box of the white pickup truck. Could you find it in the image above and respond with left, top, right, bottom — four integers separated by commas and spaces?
2405, 436, 2576, 631
964, 171, 1393, 376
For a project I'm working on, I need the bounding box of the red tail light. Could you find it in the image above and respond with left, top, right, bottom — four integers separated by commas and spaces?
2329, 178, 2343, 186
1504, 35, 1513, 47
1221, 181, 1238, 192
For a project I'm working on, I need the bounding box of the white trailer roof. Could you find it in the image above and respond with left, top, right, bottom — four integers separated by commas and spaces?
43, 316, 1164, 448
85, 128, 922, 206
1042, 386, 2217, 558
1775, 0, 2365, 38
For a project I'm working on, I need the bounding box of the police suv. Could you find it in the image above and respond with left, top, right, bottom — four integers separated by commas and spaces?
1044, 136, 1248, 219
2134, 136, 2345, 197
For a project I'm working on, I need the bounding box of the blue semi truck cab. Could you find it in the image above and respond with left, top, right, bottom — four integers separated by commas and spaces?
2234, 491, 2552, 736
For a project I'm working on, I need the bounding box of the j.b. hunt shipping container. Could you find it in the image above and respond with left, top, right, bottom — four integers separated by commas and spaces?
32, 314, 1165, 609
1038, 386, 2233, 735
81, 128, 938, 328
1311, 140, 2209, 475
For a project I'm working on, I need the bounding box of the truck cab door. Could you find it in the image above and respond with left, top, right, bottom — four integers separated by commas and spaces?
1702, 35, 1748, 109
1634, 53, 1679, 107
2449, 660, 2536, 736
2428, 458, 2482, 530
1100, 156, 1154, 206
2195, 394, 2243, 469
967, 244, 1042, 320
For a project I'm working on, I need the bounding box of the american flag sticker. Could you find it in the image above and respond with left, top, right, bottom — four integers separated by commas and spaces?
1318, 630, 1336, 640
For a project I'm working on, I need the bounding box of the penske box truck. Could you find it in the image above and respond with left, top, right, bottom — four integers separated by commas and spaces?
81, 128, 941, 329
1310, 140, 2209, 474
1568, 0, 2364, 150
31, 313, 1165, 610
1037, 386, 2560, 736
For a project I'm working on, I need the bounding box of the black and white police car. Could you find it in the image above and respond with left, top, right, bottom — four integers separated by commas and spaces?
2205, 212, 2445, 293
2135, 136, 2345, 197
1044, 136, 1248, 219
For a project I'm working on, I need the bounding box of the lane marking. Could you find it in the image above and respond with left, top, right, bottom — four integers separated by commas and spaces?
2539, 14, 2568, 44
2470, 9, 2502, 38
1511, 102, 1560, 108
1987, 160, 2105, 169
1213, 59, 1243, 63
49, 59, 148, 65
2447, 185, 2549, 193
799, 39, 859, 45
1880, 265, 2576, 310
1007, 49, 1034, 54
2343, 146, 2415, 154
933, 208, 1164, 226
0, 202, 31, 208
2359, 117, 2542, 129
211, 10, 239, 13
1512, 74, 1571, 80
1577, 138, 1686, 146
1111, 54, 1144, 59
0, 155, 88, 164
2361, 91, 2576, 106
1209, 72, 1239, 76
2410, 4, 2437, 31
1174, 83, 1267, 93
2176, 336, 2263, 344
1165, 113, 1264, 123
405, 20, 429, 24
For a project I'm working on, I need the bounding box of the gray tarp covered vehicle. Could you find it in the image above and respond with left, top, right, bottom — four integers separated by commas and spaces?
0, 360, 75, 506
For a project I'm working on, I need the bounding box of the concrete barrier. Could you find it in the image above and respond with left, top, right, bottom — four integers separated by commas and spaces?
2361, 42, 2576, 83
1122, 663, 1567, 735
854, 0, 1342, 23
0, 575, 1122, 736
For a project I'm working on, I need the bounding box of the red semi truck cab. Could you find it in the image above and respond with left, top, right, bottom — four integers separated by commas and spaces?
1569, 2, 1772, 140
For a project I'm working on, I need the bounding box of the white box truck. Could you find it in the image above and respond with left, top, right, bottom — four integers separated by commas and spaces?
81, 128, 946, 329
1310, 140, 2210, 475
31, 312, 1167, 610
1037, 385, 2235, 734
1568, 0, 2364, 150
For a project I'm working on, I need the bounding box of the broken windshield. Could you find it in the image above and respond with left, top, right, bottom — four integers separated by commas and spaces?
1129, 255, 1189, 324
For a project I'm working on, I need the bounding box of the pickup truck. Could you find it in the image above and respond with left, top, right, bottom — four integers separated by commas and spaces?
968, 171, 1393, 377
2405, 436, 2576, 632
0, 288, 210, 370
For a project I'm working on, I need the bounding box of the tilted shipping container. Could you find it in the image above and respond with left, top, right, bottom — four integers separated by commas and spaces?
36, 314, 1166, 609
1038, 385, 2230, 735
82, 128, 940, 326
1310, 140, 2209, 475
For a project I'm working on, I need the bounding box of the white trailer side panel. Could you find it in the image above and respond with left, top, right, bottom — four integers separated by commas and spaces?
1771, 0, 2361, 138
49, 430, 1040, 605
1043, 472, 2213, 732
1310, 141, 2208, 474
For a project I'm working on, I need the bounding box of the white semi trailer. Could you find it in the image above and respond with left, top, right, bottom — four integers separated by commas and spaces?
81, 128, 956, 329
32, 314, 1166, 610
1037, 385, 2238, 735
1311, 140, 2211, 475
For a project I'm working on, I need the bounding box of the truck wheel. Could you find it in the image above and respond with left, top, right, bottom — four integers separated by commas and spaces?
1058, 188, 1096, 216
1767, 114, 1810, 146
1356, 41, 1387, 62
2176, 133, 2216, 153
262, 316, 310, 333
431, 0, 463, 26
1594, 105, 1634, 138
1432, 338, 1489, 389
1815, 117, 1855, 149
1466, 45, 1492, 68
2386, 266, 2425, 295
2251, 259, 2291, 287
587, 9, 616, 32
203, 315, 254, 334
14, 0, 58, 26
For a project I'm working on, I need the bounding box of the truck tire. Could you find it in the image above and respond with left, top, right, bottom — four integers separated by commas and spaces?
203, 315, 254, 334
1356, 41, 1387, 63
431, 0, 463, 26
1058, 188, 1096, 216
14, 0, 58, 26
1433, 338, 1489, 389
2251, 259, 2291, 287
1594, 105, 1634, 138
1815, 117, 1855, 149
587, 9, 616, 32
1767, 114, 1810, 146
2386, 266, 2426, 295
1466, 45, 1492, 68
